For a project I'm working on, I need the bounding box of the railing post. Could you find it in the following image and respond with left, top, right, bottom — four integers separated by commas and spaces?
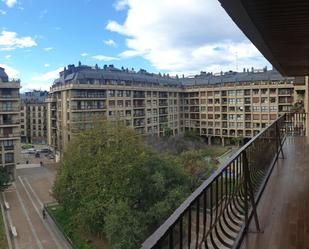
242, 151, 260, 232
276, 121, 285, 159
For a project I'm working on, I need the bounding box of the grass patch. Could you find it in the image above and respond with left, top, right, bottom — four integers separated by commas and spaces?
0, 208, 9, 249
201, 146, 229, 157
46, 204, 109, 249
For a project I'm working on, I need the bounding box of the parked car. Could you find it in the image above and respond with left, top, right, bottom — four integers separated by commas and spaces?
27, 148, 36, 154
35, 152, 40, 158
39, 148, 51, 155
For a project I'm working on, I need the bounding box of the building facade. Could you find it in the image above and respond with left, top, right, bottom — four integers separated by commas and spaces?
46, 64, 182, 156
0, 67, 21, 180
180, 69, 296, 145
20, 90, 48, 144
47, 64, 300, 156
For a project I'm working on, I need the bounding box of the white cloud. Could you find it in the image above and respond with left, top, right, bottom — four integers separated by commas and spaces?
92, 55, 118, 61
32, 67, 62, 82
21, 82, 51, 92
44, 63, 50, 67
114, 0, 129, 11
43, 47, 53, 51
2, 0, 17, 8
104, 39, 116, 47
118, 50, 143, 58
0, 31, 37, 51
107, 0, 269, 74
80, 52, 89, 57
4, 54, 11, 59
0, 9, 6, 15
0, 64, 19, 78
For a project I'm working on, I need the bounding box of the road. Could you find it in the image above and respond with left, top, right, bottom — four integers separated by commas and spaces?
3, 165, 71, 249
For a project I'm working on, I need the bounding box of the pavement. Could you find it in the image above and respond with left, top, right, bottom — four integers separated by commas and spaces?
2, 165, 71, 249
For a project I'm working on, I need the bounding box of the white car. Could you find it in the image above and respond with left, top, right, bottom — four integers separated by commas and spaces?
27, 148, 36, 154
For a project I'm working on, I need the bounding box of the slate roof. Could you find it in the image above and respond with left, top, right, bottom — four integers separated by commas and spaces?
0, 67, 9, 82
52, 64, 294, 88
21, 90, 49, 104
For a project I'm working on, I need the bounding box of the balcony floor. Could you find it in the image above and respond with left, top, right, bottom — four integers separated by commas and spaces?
241, 136, 309, 249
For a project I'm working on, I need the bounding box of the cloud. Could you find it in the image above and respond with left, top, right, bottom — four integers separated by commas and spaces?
114, 0, 129, 11
44, 63, 50, 67
4, 54, 11, 59
21, 82, 51, 92
43, 47, 53, 51
119, 50, 143, 58
107, 0, 269, 74
104, 39, 116, 47
32, 67, 62, 82
0, 64, 19, 78
0, 9, 6, 15
2, 0, 17, 8
92, 55, 118, 61
0, 31, 37, 51
80, 52, 89, 57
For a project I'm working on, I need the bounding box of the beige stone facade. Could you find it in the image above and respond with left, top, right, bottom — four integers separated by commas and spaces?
47, 64, 302, 155
0, 67, 20, 180
46, 84, 181, 156
20, 91, 48, 144
181, 81, 295, 145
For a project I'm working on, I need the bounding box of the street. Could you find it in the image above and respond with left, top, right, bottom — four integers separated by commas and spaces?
2, 165, 71, 249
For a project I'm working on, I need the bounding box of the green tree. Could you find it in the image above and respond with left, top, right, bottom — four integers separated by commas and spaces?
163, 127, 173, 138
0, 167, 10, 192
177, 150, 215, 190
53, 120, 189, 249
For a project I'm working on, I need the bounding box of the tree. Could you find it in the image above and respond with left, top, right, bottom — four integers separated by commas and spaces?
163, 127, 173, 138
231, 136, 244, 146
0, 167, 10, 192
177, 150, 215, 190
53, 120, 189, 249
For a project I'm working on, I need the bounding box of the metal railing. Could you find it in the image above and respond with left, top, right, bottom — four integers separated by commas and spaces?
141, 112, 307, 249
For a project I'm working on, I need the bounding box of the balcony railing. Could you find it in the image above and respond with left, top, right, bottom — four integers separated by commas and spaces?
0, 107, 20, 112
141, 112, 307, 249
0, 133, 20, 138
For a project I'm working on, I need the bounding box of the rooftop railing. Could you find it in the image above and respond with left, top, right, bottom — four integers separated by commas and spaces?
141, 112, 307, 249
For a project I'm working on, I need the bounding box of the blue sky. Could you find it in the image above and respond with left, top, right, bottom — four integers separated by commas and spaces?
0, 0, 270, 91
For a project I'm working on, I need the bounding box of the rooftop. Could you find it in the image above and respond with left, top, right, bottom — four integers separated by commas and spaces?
52, 63, 294, 88
21, 90, 49, 104
0, 67, 9, 83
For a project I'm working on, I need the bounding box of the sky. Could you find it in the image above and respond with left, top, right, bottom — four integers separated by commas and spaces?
0, 0, 270, 91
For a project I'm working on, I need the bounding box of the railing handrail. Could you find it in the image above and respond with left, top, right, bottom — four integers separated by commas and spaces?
141, 113, 292, 248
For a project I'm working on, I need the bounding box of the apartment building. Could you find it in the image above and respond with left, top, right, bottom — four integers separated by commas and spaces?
47, 63, 299, 156
181, 69, 296, 145
20, 90, 48, 144
0, 67, 21, 180
46, 64, 182, 156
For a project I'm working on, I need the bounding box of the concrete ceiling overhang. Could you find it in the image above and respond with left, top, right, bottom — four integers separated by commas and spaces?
218, 0, 309, 76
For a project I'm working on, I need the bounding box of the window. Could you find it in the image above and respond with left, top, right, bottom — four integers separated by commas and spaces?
261, 106, 268, 112
108, 90, 115, 97
228, 98, 236, 104
228, 114, 235, 120
5, 153, 14, 163
270, 106, 277, 112
253, 106, 260, 112
125, 90, 131, 97
228, 90, 236, 96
